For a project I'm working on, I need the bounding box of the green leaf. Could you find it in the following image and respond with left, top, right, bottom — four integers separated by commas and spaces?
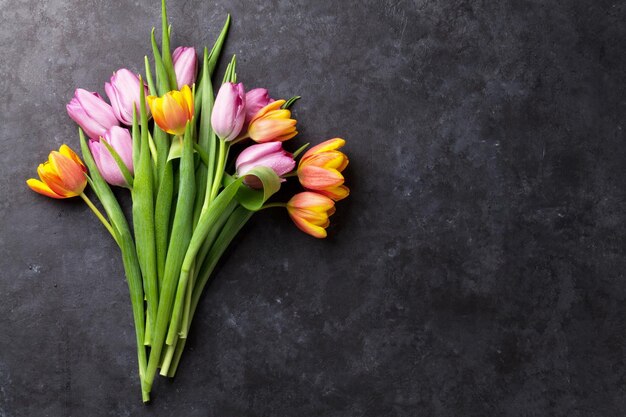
235, 166, 281, 211
132, 76, 158, 344
166, 137, 183, 161
193, 143, 210, 166
144, 55, 157, 96
161, 0, 177, 89
222, 55, 237, 84
282, 95, 301, 109
79, 128, 150, 401
132, 107, 140, 170
151, 28, 173, 95
292, 142, 310, 158
208, 15, 231, 76
167, 139, 208, 163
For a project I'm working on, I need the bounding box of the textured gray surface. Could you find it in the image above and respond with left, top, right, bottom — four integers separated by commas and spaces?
1, 0, 626, 415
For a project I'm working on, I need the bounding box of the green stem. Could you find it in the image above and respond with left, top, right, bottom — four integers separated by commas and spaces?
167, 206, 253, 376
165, 180, 241, 345
80, 193, 118, 245
260, 202, 287, 210
144, 122, 196, 391
159, 342, 177, 376
208, 139, 228, 204
144, 310, 152, 346
166, 337, 186, 377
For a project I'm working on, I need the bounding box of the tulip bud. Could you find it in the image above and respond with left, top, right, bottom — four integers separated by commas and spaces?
89, 126, 134, 188
105, 69, 150, 125
287, 192, 336, 238
247, 100, 298, 143
66, 89, 119, 139
147, 85, 194, 136
244, 88, 273, 125
211, 82, 246, 141
26, 145, 87, 199
298, 138, 349, 201
172, 46, 198, 89
236, 142, 295, 189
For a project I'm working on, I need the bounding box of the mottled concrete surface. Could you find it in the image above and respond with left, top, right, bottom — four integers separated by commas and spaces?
1, 0, 626, 415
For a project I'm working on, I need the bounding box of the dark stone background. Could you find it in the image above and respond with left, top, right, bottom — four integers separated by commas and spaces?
1, 0, 625, 415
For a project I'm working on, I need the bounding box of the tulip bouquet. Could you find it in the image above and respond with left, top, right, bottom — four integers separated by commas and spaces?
26, 0, 348, 403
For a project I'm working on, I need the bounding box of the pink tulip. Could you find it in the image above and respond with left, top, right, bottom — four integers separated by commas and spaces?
235, 142, 295, 189
172, 47, 198, 89
244, 88, 274, 125
66, 89, 119, 139
89, 126, 134, 188
211, 82, 246, 141
105, 69, 150, 125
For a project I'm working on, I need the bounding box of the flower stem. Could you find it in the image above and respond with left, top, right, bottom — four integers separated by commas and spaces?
80, 193, 118, 244
167, 206, 253, 377
259, 202, 287, 210
208, 139, 228, 204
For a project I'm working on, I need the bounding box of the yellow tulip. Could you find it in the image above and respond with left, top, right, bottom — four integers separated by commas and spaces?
146, 85, 194, 135
27, 145, 87, 199
247, 100, 297, 143
286, 192, 336, 238
298, 138, 349, 201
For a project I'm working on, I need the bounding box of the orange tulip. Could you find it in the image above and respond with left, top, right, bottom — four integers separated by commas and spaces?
297, 138, 349, 201
146, 85, 194, 135
247, 100, 297, 143
27, 145, 87, 199
287, 192, 336, 238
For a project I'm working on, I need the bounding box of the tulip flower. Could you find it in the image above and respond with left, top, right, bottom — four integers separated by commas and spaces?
172, 46, 198, 89
26, 145, 87, 199
147, 85, 194, 136
247, 100, 297, 143
244, 88, 273, 126
235, 142, 295, 189
67, 89, 119, 139
211, 82, 246, 141
105, 69, 151, 125
286, 192, 336, 239
89, 126, 134, 188
298, 138, 349, 201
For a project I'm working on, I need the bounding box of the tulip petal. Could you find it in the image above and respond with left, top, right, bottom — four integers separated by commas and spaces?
76, 89, 119, 128
304, 138, 345, 156
67, 99, 109, 139
249, 118, 297, 143
49, 151, 86, 194
180, 84, 194, 119
318, 185, 350, 201
59, 144, 87, 173
37, 163, 72, 197
147, 95, 167, 129
249, 100, 285, 124
288, 212, 328, 238
289, 191, 335, 210
298, 165, 344, 190
104, 126, 134, 174
26, 179, 64, 199
300, 150, 348, 171
162, 93, 188, 135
